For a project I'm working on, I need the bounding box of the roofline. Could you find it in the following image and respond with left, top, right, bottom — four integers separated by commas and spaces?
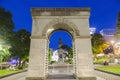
31, 8, 90, 12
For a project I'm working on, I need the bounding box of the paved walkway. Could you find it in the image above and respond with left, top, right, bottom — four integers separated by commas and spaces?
1, 70, 120, 80
0, 72, 26, 80
95, 70, 120, 80
1, 63, 120, 80
47, 73, 76, 80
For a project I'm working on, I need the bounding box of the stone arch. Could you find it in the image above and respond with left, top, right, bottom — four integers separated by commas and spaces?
42, 19, 80, 38
46, 22, 76, 75
26, 8, 96, 80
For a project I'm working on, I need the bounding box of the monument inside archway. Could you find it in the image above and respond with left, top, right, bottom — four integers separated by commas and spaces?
26, 8, 96, 80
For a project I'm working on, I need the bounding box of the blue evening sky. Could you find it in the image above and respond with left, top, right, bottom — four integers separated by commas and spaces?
49, 30, 72, 50
0, 0, 120, 50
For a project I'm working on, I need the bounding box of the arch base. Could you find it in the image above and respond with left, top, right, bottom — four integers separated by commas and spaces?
77, 77, 96, 80
26, 77, 45, 80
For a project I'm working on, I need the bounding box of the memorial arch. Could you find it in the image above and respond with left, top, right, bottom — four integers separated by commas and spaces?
26, 8, 96, 80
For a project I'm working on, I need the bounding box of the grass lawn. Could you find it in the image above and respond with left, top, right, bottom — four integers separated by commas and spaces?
96, 65, 120, 74
0, 70, 22, 76
94, 57, 110, 64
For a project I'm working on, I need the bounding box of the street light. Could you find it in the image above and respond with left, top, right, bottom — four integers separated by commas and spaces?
110, 40, 115, 55
111, 40, 115, 45
110, 40, 115, 56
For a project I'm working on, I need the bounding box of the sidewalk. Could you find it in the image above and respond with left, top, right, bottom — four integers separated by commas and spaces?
95, 70, 120, 80
0, 72, 27, 80
1, 70, 120, 80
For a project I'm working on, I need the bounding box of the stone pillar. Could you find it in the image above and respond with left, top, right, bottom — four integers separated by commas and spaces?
75, 37, 96, 80
73, 41, 76, 75
45, 40, 49, 77
45, 52, 48, 76
26, 37, 47, 80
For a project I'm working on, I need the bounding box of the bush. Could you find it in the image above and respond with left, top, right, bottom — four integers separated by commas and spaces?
50, 61, 56, 64
64, 59, 73, 64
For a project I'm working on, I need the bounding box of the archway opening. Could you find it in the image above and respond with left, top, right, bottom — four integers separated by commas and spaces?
48, 30, 74, 74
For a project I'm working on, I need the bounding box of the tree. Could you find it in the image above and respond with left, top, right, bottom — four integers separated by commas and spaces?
0, 8, 14, 64
0, 50, 4, 62
0, 8, 14, 44
9, 29, 31, 68
0, 48, 11, 62
91, 33, 109, 55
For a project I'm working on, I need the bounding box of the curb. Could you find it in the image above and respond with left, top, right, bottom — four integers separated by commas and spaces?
95, 68, 120, 76
0, 70, 27, 79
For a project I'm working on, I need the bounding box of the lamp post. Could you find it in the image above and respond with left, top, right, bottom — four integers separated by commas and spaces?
108, 40, 115, 63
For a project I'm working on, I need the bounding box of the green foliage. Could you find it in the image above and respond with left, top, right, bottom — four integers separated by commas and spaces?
96, 66, 120, 74
94, 57, 110, 64
0, 48, 11, 62
91, 33, 109, 55
0, 8, 14, 45
0, 70, 21, 76
64, 59, 73, 64
0, 8, 30, 69
9, 29, 31, 67
68, 48, 73, 59
0, 8, 14, 62
0, 50, 4, 62
48, 49, 52, 62
50, 61, 56, 64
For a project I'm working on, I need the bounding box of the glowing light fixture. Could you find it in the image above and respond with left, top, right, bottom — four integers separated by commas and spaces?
47, 28, 54, 33
111, 40, 115, 44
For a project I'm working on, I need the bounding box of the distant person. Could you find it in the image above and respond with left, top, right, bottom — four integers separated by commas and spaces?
103, 61, 108, 66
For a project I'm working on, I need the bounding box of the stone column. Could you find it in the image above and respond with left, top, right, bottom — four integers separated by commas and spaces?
75, 37, 96, 80
72, 41, 76, 75
26, 37, 47, 80
45, 40, 49, 77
